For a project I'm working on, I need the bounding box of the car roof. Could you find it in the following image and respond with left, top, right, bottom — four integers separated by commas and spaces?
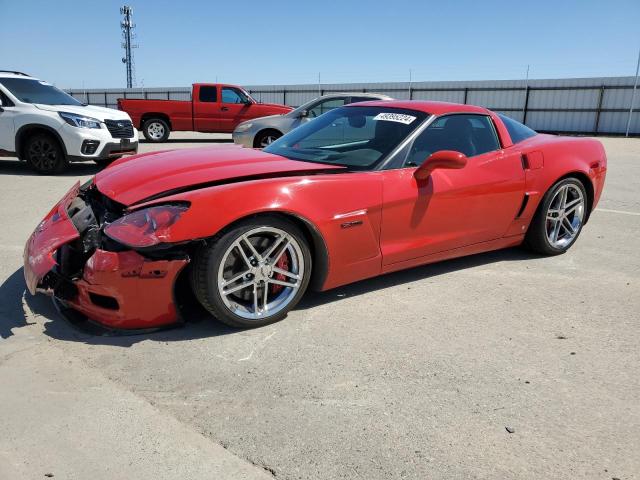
346, 100, 491, 115
0, 71, 36, 80
319, 92, 393, 100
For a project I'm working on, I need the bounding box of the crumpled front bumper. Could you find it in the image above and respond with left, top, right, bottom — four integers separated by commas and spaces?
23, 183, 189, 331
62, 249, 188, 330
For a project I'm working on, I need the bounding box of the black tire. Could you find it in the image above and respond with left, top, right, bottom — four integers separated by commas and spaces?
190, 216, 312, 328
254, 129, 282, 148
142, 118, 170, 142
525, 177, 588, 255
24, 133, 68, 174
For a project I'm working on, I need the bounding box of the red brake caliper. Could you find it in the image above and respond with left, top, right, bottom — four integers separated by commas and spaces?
270, 251, 290, 294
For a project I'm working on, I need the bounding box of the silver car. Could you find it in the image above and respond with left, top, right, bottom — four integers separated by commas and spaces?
232, 92, 392, 148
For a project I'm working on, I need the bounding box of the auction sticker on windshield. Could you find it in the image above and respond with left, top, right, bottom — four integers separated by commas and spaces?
373, 112, 416, 124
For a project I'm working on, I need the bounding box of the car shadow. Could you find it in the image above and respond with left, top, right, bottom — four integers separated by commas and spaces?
297, 247, 538, 310
0, 247, 540, 347
0, 159, 101, 177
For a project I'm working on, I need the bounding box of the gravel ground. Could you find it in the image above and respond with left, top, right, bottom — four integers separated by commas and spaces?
0, 135, 638, 479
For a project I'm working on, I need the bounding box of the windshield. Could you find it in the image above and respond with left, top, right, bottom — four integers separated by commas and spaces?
0, 78, 83, 106
264, 106, 428, 170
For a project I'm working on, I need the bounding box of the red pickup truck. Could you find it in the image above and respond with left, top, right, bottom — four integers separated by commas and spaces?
118, 83, 292, 142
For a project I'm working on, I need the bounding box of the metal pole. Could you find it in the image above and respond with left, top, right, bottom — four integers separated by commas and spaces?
318, 72, 321, 97
120, 6, 135, 89
408, 68, 412, 100
594, 85, 605, 134
625, 47, 640, 137
522, 64, 530, 118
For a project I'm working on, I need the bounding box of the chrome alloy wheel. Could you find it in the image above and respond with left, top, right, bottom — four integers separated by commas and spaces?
217, 227, 305, 320
259, 134, 278, 148
147, 121, 166, 140
545, 183, 585, 249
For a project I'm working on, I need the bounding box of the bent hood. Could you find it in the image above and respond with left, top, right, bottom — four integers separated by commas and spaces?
95, 146, 344, 206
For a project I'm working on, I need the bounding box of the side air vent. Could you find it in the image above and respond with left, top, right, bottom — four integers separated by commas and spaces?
516, 193, 530, 218
521, 154, 530, 170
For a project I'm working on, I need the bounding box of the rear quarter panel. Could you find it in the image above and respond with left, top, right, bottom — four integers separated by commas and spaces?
510, 134, 606, 228
139, 173, 385, 290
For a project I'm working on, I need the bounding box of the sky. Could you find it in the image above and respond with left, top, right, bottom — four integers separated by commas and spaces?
1, 0, 639, 89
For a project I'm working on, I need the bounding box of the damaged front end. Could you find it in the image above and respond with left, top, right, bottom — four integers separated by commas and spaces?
24, 180, 189, 331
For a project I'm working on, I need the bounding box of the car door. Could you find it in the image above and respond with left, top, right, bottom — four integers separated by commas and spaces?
380, 114, 525, 266
192, 85, 220, 132
218, 86, 255, 132
0, 90, 16, 152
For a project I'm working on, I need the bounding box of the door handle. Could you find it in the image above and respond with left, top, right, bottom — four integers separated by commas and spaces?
221, 107, 229, 111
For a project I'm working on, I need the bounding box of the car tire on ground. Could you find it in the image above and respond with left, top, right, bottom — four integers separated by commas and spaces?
24, 133, 68, 174
191, 215, 312, 328
525, 177, 588, 255
254, 130, 282, 148
142, 118, 170, 142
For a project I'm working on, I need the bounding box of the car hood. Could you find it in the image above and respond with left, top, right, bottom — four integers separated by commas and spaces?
95, 146, 344, 206
239, 114, 296, 129
255, 103, 293, 112
35, 103, 132, 121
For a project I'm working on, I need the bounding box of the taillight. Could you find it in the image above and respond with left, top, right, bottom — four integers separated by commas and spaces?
104, 204, 188, 248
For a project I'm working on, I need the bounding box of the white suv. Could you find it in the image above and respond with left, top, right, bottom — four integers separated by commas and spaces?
0, 71, 139, 174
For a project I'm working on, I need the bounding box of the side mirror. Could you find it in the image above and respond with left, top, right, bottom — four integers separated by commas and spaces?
298, 109, 309, 118
414, 150, 467, 181
244, 98, 253, 105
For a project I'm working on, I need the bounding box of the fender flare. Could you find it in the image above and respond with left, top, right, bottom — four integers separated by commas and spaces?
15, 123, 68, 159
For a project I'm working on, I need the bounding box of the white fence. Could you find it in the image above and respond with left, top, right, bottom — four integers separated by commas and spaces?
67, 76, 640, 135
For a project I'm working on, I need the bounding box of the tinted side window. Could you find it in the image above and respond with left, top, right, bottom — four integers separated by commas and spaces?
498, 114, 537, 144
0, 88, 14, 107
349, 96, 379, 104
404, 114, 500, 166
199, 86, 217, 102
221, 87, 248, 104
308, 98, 345, 117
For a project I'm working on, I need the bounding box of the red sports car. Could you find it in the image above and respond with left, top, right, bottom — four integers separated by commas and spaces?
24, 101, 607, 331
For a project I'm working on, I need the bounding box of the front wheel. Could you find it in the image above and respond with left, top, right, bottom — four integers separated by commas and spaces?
191, 216, 312, 328
25, 133, 68, 174
254, 130, 282, 148
525, 177, 588, 255
142, 118, 170, 142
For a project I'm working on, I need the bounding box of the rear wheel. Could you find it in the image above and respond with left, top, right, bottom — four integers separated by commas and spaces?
191, 216, 312, 328
525, 177, 588, 255
25, 133, 67, 174
142, 118, 170, 142
254, 130, 282, 148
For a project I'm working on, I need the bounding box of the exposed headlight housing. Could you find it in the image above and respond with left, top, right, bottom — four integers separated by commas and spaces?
104, 204, 189, 248
234, 122, 253, 133
59, 111, 102, 129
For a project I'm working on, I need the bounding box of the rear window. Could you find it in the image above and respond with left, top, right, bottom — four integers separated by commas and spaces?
499, 114, 537, 144
199, 86, 217, 102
